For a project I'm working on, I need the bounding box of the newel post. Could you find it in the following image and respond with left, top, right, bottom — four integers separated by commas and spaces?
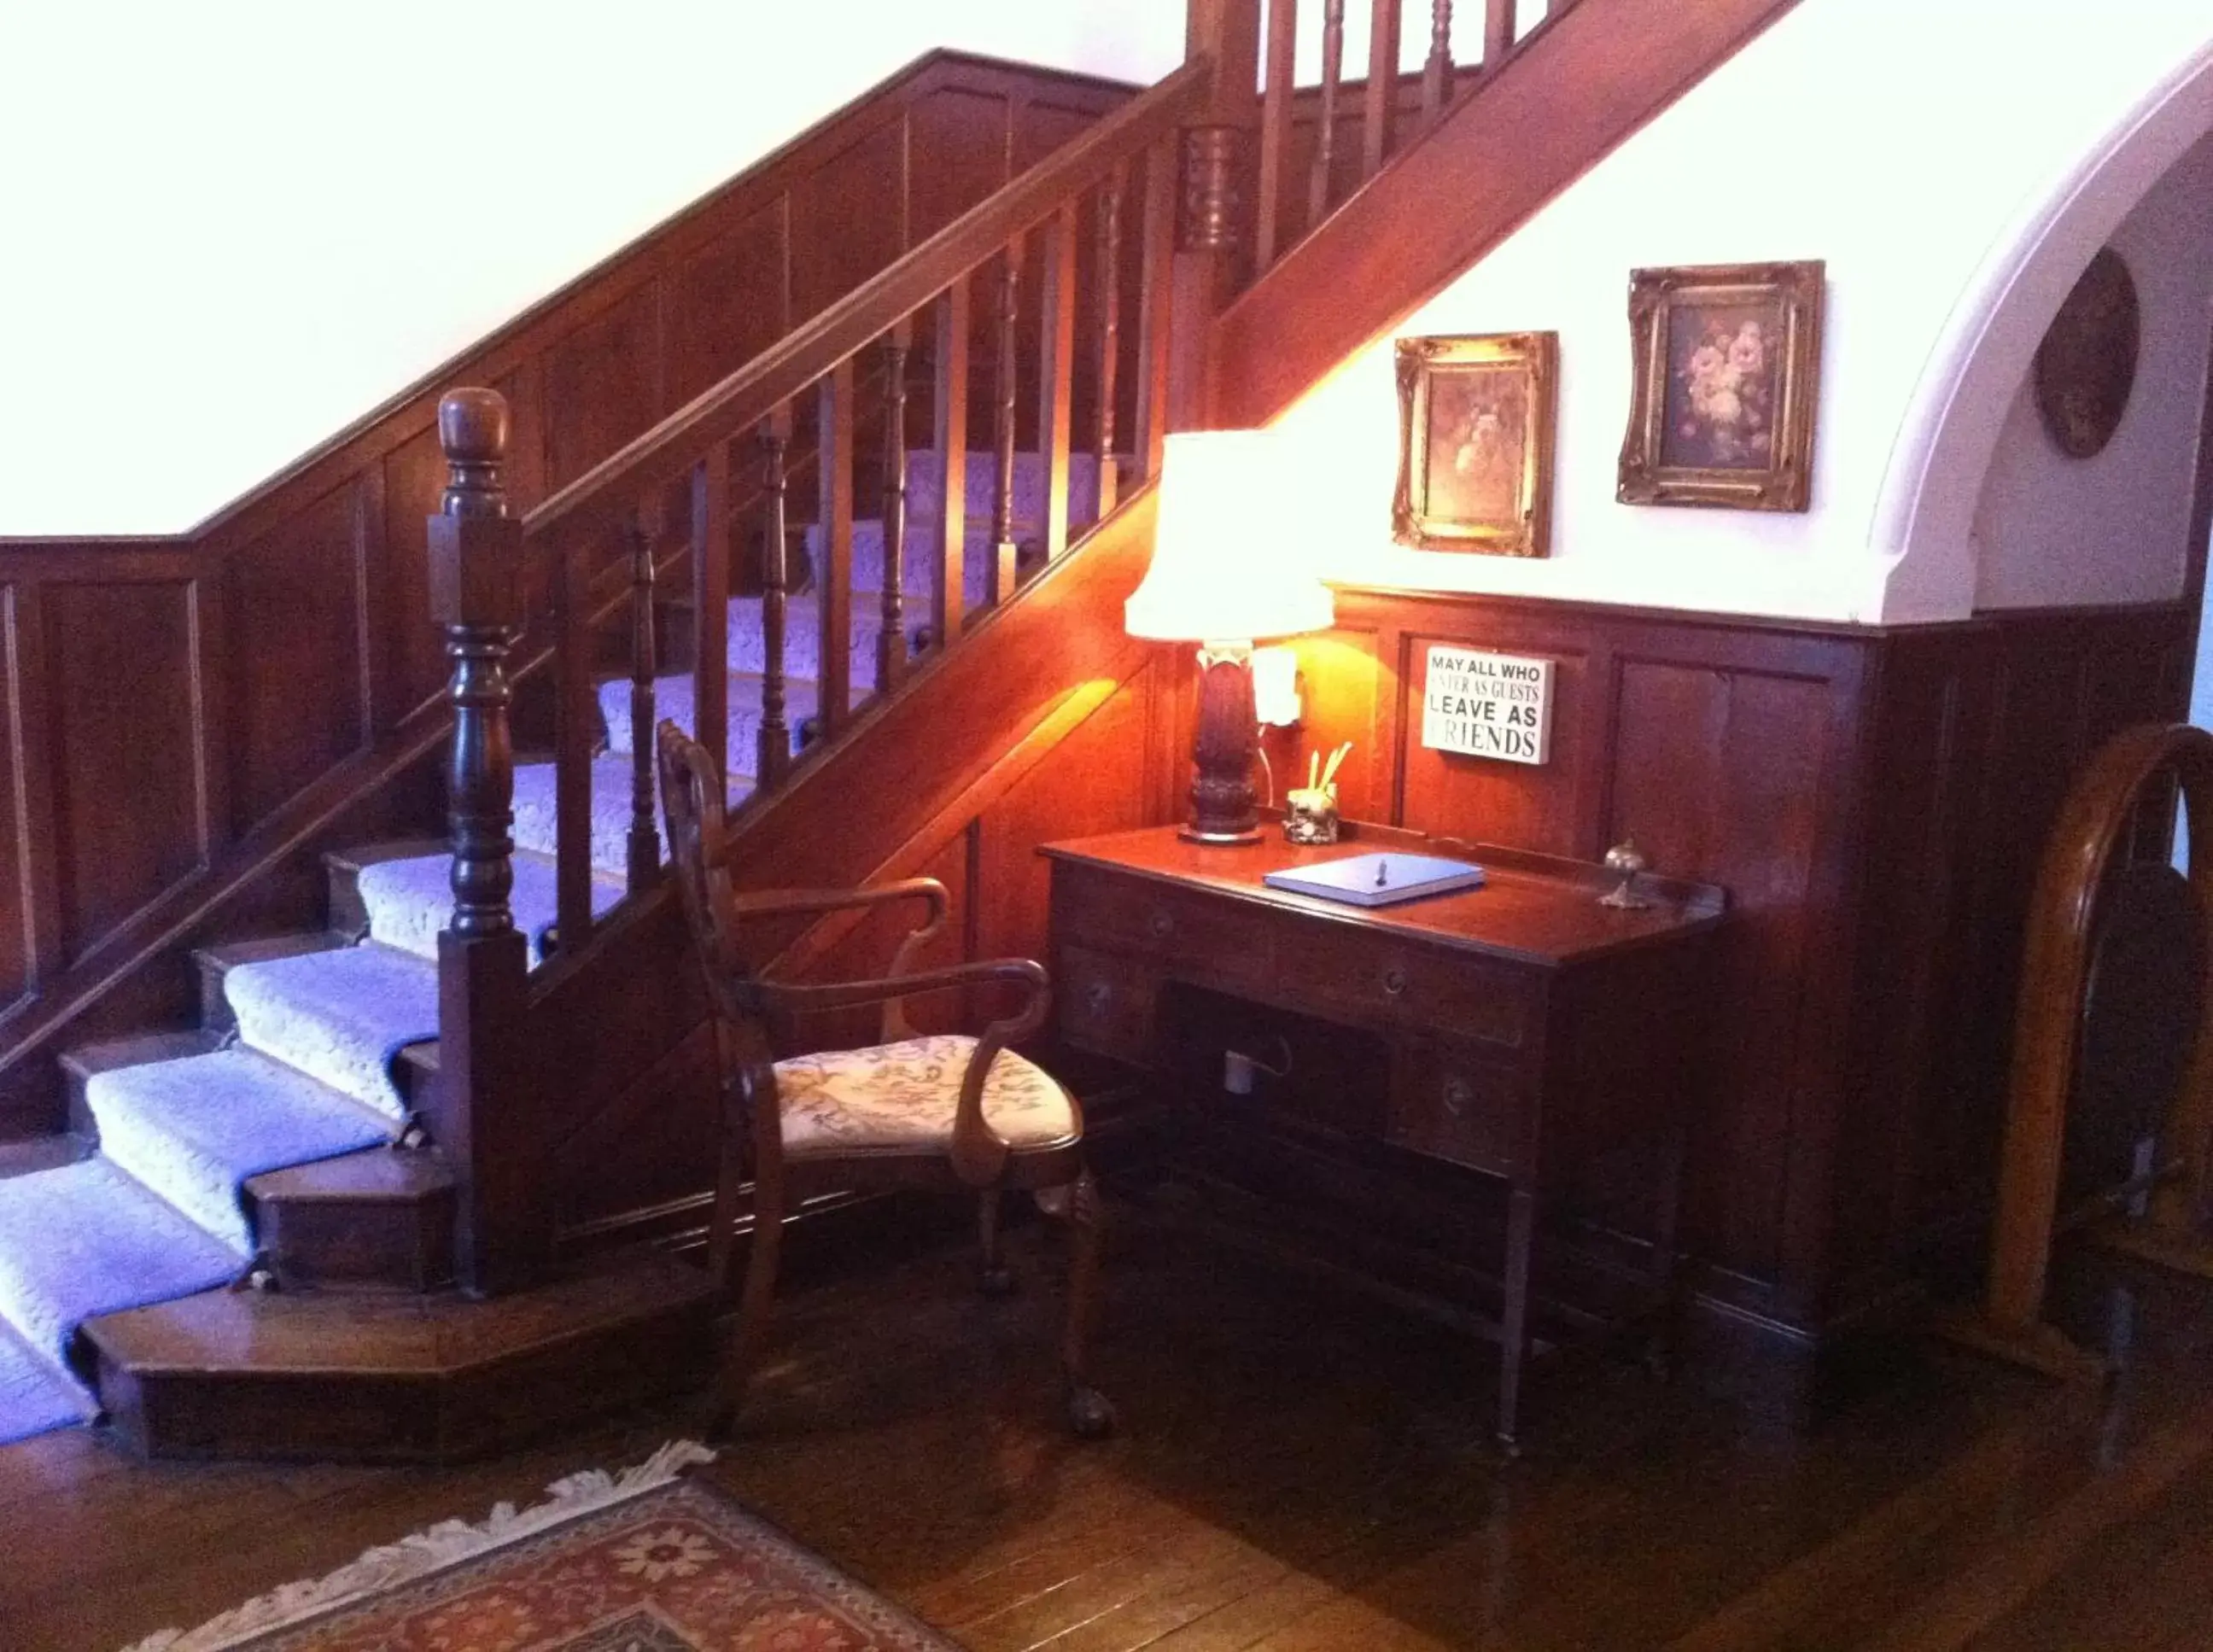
424, 388, 546, 1297
1172, 0, 1262, 429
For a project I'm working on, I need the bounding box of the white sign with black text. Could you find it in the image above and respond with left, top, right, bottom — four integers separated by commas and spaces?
1421, 645, 1554, 765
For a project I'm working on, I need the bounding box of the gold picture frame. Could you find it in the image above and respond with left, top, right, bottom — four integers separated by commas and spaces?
1393, 332, 1558, 557
1617, 260, 1825, 512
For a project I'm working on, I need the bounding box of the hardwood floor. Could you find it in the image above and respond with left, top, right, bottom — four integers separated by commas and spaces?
3, 1205, 2212, 1650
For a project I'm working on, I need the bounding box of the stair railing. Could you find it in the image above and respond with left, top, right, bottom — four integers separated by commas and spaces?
1244, 0, 1566, 277
423, 61, 1208, 1292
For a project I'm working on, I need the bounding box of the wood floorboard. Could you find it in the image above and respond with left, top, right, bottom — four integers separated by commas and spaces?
5, 1214, 2213, 1650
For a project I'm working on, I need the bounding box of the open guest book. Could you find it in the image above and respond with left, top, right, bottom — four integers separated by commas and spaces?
1262, 851, 1486, 908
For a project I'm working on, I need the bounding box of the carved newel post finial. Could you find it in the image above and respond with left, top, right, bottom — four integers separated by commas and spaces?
427, 387, 523, 940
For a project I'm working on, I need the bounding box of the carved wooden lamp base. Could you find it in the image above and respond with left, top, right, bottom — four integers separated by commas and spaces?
1182, 642, 1262, 845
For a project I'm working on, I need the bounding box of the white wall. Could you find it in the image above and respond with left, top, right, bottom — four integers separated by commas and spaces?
1971, 130, 2213, 610
0, 1, 1182, 536
1265, 0, 2213, 624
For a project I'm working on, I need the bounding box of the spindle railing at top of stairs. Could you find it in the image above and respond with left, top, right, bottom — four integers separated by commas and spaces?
417, 0, 1584, 1293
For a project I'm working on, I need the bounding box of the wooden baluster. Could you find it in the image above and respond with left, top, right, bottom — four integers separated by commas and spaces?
876, 319, 911, 696
1484, 0, 1515, 67
989, 235, 1023, 607
624, 503, 659, 893
932, 281, 970, 648
552, 535, 593, 954
1133, 136, 1177, 484
1095, 162, 1126, 516
425, 386, 540, 1295
1309, 0, 1346, 228
818, 359, 855, 739
756, 405, 793, 787
1422, 0, 1455, 126
691, 441, 731, 784
1363, 0, 1403, 178
1038, 203, 1078, 565
1255, 0, 1298, 271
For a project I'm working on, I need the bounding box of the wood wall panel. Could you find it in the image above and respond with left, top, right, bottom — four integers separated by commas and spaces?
663, 203, 791, 411
229, 482, 368, 829
379, 423, 453, 725
789, 121, 909, 325
1401, 632, 1595, 856
908, 90, 1016, 242
544, 285, 666, 493
45, 581, 208, 963
0, 587, 28, 1014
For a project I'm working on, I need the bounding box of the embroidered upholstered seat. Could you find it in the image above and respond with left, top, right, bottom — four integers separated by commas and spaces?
777, 1035, 1077, 1159
656, 721, 1113, 1442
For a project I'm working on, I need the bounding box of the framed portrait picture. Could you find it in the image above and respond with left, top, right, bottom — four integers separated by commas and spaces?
1617, 260, 1824, 512
1393, 332, 1558, 557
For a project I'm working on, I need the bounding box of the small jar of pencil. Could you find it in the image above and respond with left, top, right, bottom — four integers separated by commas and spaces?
1284, 743, 1351, 845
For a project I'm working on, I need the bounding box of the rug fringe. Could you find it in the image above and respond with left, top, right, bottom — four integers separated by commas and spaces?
120, 1439, 718, 1652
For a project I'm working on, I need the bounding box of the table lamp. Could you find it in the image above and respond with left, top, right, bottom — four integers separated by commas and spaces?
1126, 431, 1334, 844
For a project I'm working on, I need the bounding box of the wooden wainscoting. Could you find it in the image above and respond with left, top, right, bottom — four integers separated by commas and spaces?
1248, 588, 2195, 1369
0, 53, 1132, 1140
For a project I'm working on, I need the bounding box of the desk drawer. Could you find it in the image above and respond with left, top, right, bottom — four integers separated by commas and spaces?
1055, 867, 1272, 975
1055, 945, 1157, 1064
1276, 925, 1533, 1049
1387, 1041, 1527, 1176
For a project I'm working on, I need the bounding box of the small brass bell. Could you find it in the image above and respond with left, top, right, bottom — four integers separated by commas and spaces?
1598, 841, 1652, 910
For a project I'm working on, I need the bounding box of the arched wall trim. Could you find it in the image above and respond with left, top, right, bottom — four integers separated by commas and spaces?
1873, 39, 2213, 622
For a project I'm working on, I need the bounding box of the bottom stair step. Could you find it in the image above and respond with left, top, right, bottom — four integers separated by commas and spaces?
84, 1252, 719, 1462
0, 1318, 94, 1446
84, 1048, 394, 1255
0, 1159, 243, 1375
247, 1147, 458, 1292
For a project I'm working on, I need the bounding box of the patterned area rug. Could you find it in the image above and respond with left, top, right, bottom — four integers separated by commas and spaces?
126, 1442, 962, 1651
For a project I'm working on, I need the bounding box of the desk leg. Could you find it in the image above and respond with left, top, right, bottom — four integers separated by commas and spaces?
1497, 1181, 1539, 1456
1645, 1124, 1688, 1379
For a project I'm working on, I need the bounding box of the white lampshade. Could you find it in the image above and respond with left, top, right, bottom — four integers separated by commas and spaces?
1125, 431, 1335, 643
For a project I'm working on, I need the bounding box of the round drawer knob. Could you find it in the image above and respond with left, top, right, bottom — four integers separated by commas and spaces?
1381, 966, 1408, 996
1147, 909, 1174, 939
1084, 980, 1112, 1013
1442, 1077, 1473, 1116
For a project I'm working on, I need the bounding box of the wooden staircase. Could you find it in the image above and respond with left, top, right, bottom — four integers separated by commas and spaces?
0, 2, 1798, 1462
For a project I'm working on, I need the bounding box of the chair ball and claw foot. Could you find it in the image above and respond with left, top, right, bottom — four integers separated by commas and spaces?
656, 721, 1114, 1442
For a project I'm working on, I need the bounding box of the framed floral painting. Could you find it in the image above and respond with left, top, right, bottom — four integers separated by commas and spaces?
1617, 260, 1824, 511
1393, 331, 1558, 557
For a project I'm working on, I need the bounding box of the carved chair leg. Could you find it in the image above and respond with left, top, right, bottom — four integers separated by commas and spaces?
1056, 1165, 1116, 1439
978, 1188, 1016, 1297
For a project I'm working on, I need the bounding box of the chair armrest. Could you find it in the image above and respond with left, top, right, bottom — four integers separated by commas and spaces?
762, 958, 1054, 1188
733, 879, 950, 1040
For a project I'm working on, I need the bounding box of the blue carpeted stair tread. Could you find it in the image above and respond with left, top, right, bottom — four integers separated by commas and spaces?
512, 755, 754, 877
0, 1318, 92, 1445
599, 670, 838, 762
0, 1159, 242, 1375
357, 849, 625, 967
222, 943, 439, 1123
84, 1048, 394, 1254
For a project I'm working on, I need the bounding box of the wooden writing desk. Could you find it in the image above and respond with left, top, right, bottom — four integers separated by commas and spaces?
1041, 821, 1727, 1449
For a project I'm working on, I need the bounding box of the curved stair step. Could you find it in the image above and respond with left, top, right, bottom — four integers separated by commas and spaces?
84, 1047, 394, 1254
0, 1318, 92, 1445
221, 943, 439, 1124
0, 1159, 242, 1375
355, 849, 624, 967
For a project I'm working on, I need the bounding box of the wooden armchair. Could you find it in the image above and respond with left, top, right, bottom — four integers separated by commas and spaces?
656, 721, 1114, 1439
